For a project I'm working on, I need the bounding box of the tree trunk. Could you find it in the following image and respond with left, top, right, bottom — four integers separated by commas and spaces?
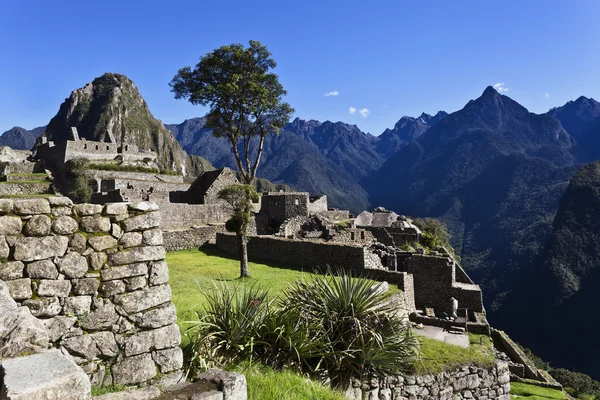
239, 234, 249, 278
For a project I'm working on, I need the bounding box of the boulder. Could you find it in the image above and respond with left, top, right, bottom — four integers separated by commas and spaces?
26, 259, 58, 279
88, 235, 118, 251
122, 211, 161, 232
0, 349, 91, 400
0, 261, 25, 280
0, 215, 23, 235
23, 215, 52, 236
79, 216, 111, 233
101, 263, 147, 281
52, 216, 79, 235
196, 369, 247, 400
109, 246, 166, 266
121, 323, 180, 356
0, 279, 49, 357
13, 198, 51, 215
119, 232, 143, 248
13, 236, 69, 262
74, 204, 103, 216
62, 331, 118, 360
113, 284, 171, 314
57, 252, 89, 278
37, 280, 72, 297
111, 353, 157, 385
149, 261, 169, 286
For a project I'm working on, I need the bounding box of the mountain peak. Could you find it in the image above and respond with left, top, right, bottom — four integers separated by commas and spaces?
482, 85, 501, 98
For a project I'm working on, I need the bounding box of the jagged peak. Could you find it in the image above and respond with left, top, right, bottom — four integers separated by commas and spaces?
481, 85, 501, 98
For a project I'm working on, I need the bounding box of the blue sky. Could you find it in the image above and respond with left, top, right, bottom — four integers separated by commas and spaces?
1, 0, 599, 135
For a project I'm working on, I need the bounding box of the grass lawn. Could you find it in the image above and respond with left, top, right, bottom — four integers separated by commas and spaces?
413, 333, 495, 375
167, 246, 401, 332
510, 381, 566, 400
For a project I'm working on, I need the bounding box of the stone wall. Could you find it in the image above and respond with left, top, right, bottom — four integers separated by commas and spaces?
159, 203, 230, 230
0, 182, 52, 195
331, 228, 375, 245
163, 225, 226, 252
87, 170, 185, 184
344, 361, 510, 400
319, 209, 351, 221
308, 195, 328, 214
0, 198, 182, 387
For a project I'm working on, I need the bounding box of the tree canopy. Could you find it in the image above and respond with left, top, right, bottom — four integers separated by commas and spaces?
170, 40, 294, 184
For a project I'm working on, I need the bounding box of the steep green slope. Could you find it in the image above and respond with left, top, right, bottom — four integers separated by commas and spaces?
45, 73, 210, 176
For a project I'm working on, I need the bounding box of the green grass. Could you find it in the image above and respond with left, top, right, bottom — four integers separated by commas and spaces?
91, 384, 128, 396
6, 173, 47, 177
232, 363, 346, 400
167, 246, 401, 335
0, 180, 48, 184
413, 333, 494, 374
510, 382, 567, 400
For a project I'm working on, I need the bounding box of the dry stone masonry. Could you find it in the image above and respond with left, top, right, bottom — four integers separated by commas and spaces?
0, 198, 182, 387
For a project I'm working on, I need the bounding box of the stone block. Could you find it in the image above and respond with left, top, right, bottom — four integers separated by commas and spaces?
26, 259, 58, 279
111, 353, 157, 385
0, 215, 23, 235
119, 232, 143, 248
52, 206, 73, 216
467, 374, 480, 389
0, 236, 9, 258
57, 251, 89, 278
63, 296, 92, 316
122, 323, 181, 356
143, 229, 163, 246
80, 216, 111, 233
62, 331, 118, 361
100, 280, 126, 297
23, 215, 52, 236
113, 284, 171, 314
111, 223, 123, 239
88, 235, 118, 251
48, 196, 74, 207
81, 303, 119, 331
94, 386, 162, 400
132, 303, 177, 329
69, 233, 87, 253
13, 198, 51, 215
14, 236, 69, 262
6, 278, 32, 300
0, 198, 14, 214
196, 368, 247, 400
52, 216, 79, 234
0, 261, 25, 280
152, 347, 184, 373
125, 275, 147, 291
0, 280, 49, 357
149, 260, 169, 286
101, 262, 147, 281
109, 246, 166, 266
75, 203, 103, 216
0, 349, 91, 400
104, 203, 129, 216
23, 297, 61, 317
72, 278, 100, 295
43, 316, 77, 342
37, 280, 72, 297
89, 252, 108, 270
128, 202, 159, 212
122, 211, 161, 232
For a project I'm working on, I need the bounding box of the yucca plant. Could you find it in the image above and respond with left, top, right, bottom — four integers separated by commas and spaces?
281, 270, 419, 387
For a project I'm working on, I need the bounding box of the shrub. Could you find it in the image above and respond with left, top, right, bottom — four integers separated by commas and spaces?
65, 158, 93, 203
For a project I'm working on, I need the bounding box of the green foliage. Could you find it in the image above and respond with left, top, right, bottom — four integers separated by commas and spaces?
171, 40, 294, 184
65, 158, 93, 203
185, 269, 418, 388
218, 184, 259, 236
413, 334, 494, 375
549, 369, 600, 399
510, 382, 566, 400
91, 384, 128, 396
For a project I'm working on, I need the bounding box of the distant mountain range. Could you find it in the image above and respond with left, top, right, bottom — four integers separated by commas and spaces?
0, 126, 44, 150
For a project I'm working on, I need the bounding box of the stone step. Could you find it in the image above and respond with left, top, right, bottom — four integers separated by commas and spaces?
448, 326, 466, 334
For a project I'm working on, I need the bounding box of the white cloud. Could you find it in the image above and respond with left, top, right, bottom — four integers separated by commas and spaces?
324, 91, 339, 97
349, 106, 357, 115
493, 82, 509, 93
359, 108, 369, 117
544, 92, 550, 99
383, 104, 388, 108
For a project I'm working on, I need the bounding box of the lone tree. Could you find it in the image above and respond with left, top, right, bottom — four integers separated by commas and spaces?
170, 40, 294, 185
218, 184, 259, 277
170, 40, 293, 278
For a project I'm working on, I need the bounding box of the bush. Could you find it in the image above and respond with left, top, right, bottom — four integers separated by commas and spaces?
185, 271, 419, 388
65, 158, 93, 203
